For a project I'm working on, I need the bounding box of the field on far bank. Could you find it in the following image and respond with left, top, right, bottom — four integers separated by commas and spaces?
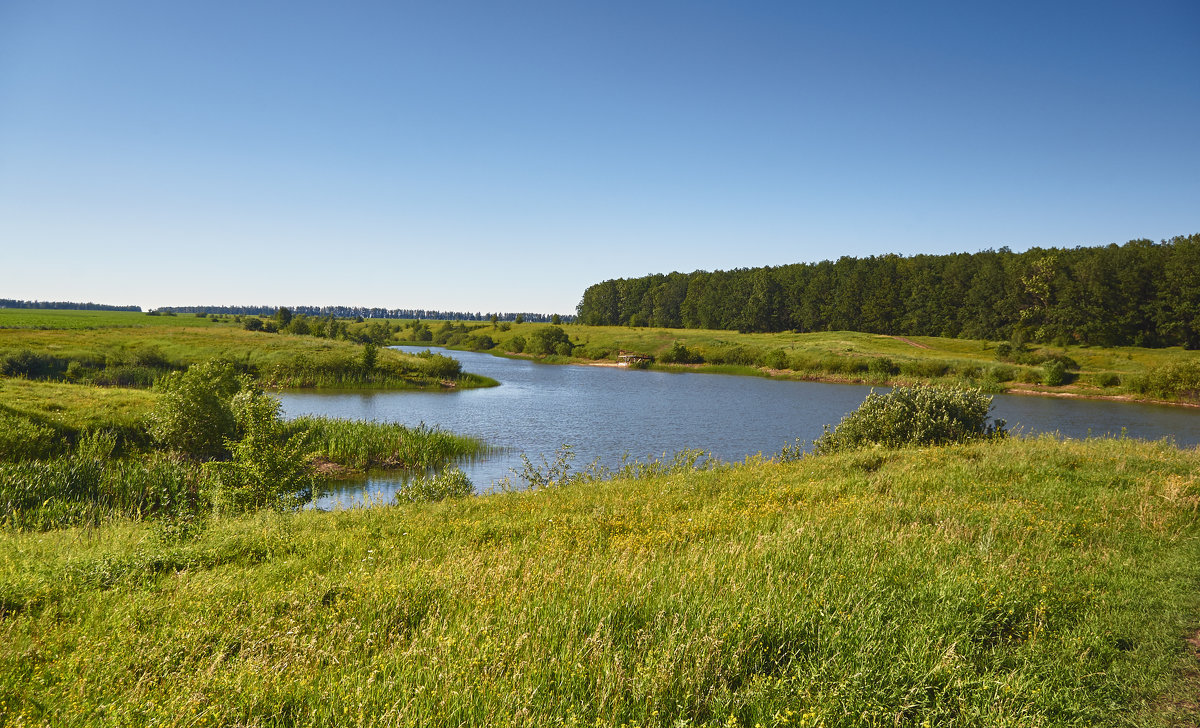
0, 312, 496, 392
2, 436, 1198, 726
401, 320, 1200, 405
0, 309, 218, 330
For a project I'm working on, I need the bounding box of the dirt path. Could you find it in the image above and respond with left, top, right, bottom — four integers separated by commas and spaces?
889, 335, 931, 349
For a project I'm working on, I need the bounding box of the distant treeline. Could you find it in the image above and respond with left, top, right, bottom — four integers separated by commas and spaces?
576, 235, 1200, 348
160, 305, 571, 323
0, 300, 141, 312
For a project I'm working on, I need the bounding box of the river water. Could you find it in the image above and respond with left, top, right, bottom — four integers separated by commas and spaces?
278, 347, 1200, 509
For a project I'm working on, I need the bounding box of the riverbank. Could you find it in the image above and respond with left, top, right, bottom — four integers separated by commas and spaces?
404, 322, 1200, 408
3, 436, 1198, 725
0, 310, 498, 391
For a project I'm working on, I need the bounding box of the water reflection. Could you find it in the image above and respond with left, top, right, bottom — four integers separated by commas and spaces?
282, 347, 1200, 509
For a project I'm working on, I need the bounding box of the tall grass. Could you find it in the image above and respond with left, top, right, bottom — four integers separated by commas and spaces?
0, 449, 203, 531
287, 416, 489, 471
0, 436, 1197, 725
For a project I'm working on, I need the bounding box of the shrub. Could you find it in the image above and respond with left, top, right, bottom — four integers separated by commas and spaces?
207, 389, 315, 513
898, 360, 951, 378
814, 385, 1006, 454
527, 326, 571, 356
509, 336, 526, 353
148, 360, 245, 460
659, 342, 703, 365
1042, 360, 1070, 386
761, 348, 788, 370
1096, 372, 1120, 388
0, 350, 69, 379
867, 357, 897, 377
467, 334, 495, 350
395, 467, 473, 504
1128, 360, 1200, 402
412, 350, 461, 379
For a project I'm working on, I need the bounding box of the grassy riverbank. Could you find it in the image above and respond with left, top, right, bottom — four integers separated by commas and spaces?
1, 435, 1197, 726
0, 310, 496, 391
407, 322, 1200, 406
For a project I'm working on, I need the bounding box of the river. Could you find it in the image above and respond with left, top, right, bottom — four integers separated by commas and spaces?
278, 347, 1200, 509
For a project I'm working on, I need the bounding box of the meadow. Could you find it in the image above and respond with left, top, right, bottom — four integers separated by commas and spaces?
0, 309, 220, 330
0, 311, 496, 391
1, 436, 1198, 726
403, 321, 1200, 405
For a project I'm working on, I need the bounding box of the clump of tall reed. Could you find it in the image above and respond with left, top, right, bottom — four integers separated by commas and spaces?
0, 437, 205, 531
286, 416, 487, 472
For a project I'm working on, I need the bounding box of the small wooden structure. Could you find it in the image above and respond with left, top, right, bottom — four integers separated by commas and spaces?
617, 350, 653, 367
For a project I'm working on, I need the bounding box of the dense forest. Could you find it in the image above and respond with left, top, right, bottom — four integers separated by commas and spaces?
576, 235, 1200, 348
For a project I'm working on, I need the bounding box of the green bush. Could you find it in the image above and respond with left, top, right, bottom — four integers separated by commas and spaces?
207, 389, 315, 514
149, 361, 246, 460
412, 350, 461, 379
1096, 372, 1120, 388
659, 342, 703, 365
508, 336, 526, 353
395, 467, 473, 504
898, 360, 951, 378
761, 348, 788, 370
1128, 360, 1200, 402
867, 357, 898, 377
1042, 360, 1070, 386
527, 326, 572, 356
814, 385, 1006, 454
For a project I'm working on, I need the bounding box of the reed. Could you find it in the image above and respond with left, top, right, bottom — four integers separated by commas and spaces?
286, 416, 489, 472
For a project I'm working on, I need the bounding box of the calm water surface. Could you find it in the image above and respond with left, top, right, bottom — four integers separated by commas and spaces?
279, 347, 1200, 508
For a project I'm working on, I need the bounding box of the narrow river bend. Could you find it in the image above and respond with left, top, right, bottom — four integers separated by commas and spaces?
279, 347, 1200, 509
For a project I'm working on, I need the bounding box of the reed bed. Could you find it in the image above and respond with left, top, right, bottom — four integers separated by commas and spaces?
286, 416, 489, 472
0, 452, 203, 531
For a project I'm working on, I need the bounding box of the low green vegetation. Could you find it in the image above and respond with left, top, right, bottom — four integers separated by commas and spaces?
289, 418, 488, 472
0, 310, 495, 391
418, 320, 1200, 405
0, 361, 486, 532
0, 308, 219, 330
1, 436, 1198, 725
813, 385, 1007, 454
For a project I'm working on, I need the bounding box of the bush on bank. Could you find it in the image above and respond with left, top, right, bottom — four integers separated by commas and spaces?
815, 384, 1006, 454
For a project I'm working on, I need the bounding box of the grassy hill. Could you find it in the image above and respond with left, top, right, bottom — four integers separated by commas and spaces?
2, 436, 1198, 726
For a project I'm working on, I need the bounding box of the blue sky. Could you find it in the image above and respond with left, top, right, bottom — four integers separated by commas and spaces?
1, 1, 1197, 314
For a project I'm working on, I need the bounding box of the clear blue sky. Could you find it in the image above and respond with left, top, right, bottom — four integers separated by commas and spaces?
2, 1, 1197, 314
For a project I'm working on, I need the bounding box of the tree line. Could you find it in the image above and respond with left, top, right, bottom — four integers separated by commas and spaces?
0, 299, 141, 311
575, 234, 1200, 348
161, 305, 573, 323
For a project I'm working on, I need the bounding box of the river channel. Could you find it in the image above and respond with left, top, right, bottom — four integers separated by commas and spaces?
278, 347, 1200, 509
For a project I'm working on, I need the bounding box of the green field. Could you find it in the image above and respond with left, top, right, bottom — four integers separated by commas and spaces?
0, 316, 496, 391
2, 436, 1198, 726
404, 321, 1200, 405
0, 309, 220, 330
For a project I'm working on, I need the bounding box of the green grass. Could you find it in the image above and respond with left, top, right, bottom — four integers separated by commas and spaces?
0, 309, 220, 330
288, 417, 490, 472
424, 322, 1200, 405
0, 378, 156, 433
0, 325, 496, 390
1, 436, 1198, 726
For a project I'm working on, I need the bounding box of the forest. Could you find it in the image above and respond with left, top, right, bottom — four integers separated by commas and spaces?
575, 234, 1200, 348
